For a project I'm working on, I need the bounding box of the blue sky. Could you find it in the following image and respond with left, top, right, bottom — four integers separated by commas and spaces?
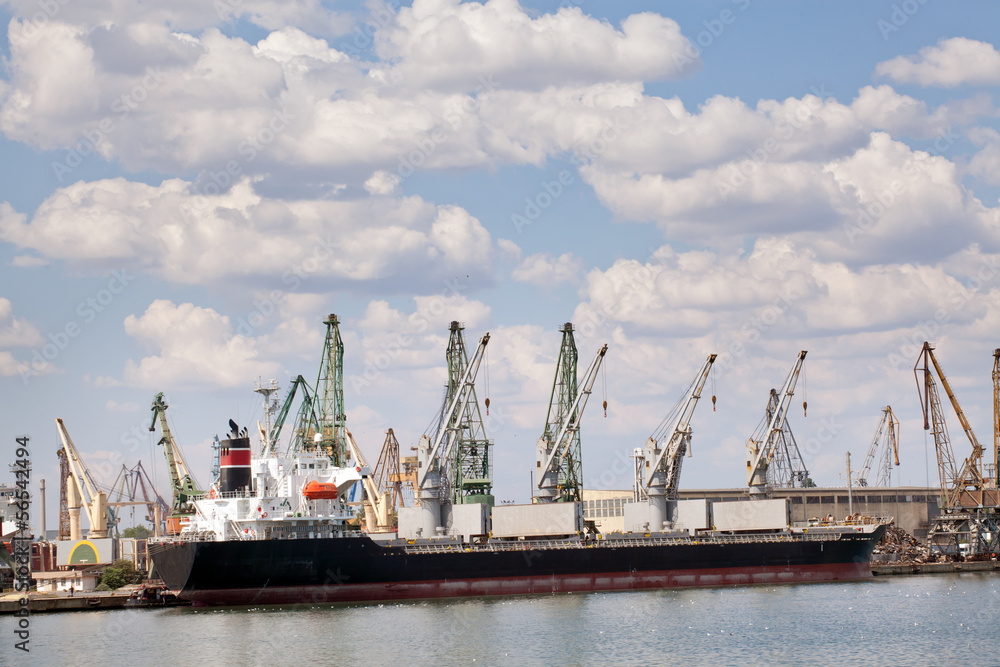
2, 0, 1000, 531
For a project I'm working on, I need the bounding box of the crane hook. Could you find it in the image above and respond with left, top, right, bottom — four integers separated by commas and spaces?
803, 400, 807, 417
485, 397, 490, 416
712, 394, 717, 412
603, 400, 608, 418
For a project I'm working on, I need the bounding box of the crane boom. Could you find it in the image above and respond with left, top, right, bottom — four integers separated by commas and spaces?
535, 341, 608, 500
417, 332, 490, 489
915, 342, 985, 507
149, 393, 202, 518
55, 418, 108, 538
856, 406, 900, 487
643, 353, 716, 494
345, 429, 392, 531
747, 350, 807, 496
994, 349, 1000, 487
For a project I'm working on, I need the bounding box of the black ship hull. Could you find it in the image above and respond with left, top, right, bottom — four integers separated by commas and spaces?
149, 527, 884, 606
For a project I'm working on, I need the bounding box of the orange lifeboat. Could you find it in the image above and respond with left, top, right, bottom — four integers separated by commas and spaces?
303, 480, 338, 500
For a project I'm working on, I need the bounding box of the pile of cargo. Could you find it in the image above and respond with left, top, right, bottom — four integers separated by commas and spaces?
871, 522, 931, 563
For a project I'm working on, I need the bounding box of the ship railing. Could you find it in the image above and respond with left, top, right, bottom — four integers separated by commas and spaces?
811, 515, 894, 527
192, 489, 253, 501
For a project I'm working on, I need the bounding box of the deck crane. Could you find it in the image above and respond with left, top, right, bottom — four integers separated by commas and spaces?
344, 429, 393, 532
535, 324, 608, 503
855, 407, 900, 487
264, 375, 318, 456
632, 354, 716, 530
747, 351, 808, 497
149, 393, 203, 534
55, 418, 108, 539
914, 342, 984, 507
415, 330, 490, 537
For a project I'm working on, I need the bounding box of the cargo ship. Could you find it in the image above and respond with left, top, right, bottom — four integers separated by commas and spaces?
147, 420, 885, 606
147, 318, 886, 606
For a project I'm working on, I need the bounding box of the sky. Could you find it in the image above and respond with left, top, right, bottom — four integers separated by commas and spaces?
2, 0, 1000, 533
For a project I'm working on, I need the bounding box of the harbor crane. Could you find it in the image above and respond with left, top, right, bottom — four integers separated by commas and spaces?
855, 406, 899, 487
416, 329, 490, 537
107, 461, 170, 536
747, 351, 808, 497
914, 342, 985, 506
535, 323, 608, 503
631, 354, 716, 529
149, 393, 203, 534
55, 418, 108, 539
373, 428, 405, 513
344, 429, 393, 532
915, 342, 1000, 555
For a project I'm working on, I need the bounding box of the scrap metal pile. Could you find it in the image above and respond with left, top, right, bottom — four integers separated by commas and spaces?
871, 523, 933, 563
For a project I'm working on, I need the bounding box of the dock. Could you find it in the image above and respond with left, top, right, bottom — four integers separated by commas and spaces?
872, 560, 1000, 576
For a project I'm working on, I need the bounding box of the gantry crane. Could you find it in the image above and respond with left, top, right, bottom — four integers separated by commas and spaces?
55, 418, 108, 539
535, 323, 608, 503
632, 353, 716, 529
915, 342, 1000, 555
149, 393, 202, 533
415, 329, 490, 536
107, 461, 169, 536
747, 351, 808, 497
855, 406, 900, 487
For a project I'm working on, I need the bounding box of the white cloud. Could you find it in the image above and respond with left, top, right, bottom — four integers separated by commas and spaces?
363, 170, 401, 195
875, 37, 1000, 87
511, 252, 585, 286
0, 177, 496, 289
0, 297, 44, 348
1, 0, 350, 36
119, 299, 282, 388
375, 1, 698, 92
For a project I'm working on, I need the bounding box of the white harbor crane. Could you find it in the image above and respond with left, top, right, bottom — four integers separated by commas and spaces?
344, 429, 393, 532
55, 418, 109, 540
415, 331, 490, 537
535, 340, 608, 503
746, 351, 807, 497
855, 406, 900, 487
631, 354, 716, 530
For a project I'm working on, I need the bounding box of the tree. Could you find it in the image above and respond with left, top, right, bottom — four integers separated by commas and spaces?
98, 559, 144, 590
121, 526, 153, 539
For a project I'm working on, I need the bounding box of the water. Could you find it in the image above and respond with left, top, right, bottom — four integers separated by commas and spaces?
4, 573, 998, 666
